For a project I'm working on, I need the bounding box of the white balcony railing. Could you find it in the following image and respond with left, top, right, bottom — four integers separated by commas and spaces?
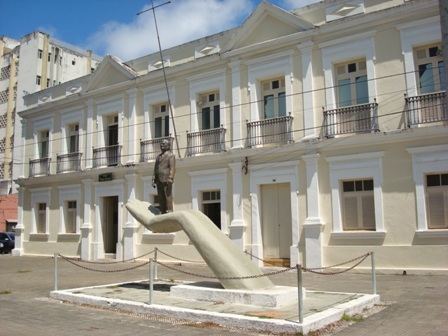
324, 101, 379, 137
56, 152, 82, 173
93, 144, 121, 168
405, 91, 447, 126
140, 136, 173, 162
186, 127, 226, 156
246, 115, 293, 147
29, 157, 51, 177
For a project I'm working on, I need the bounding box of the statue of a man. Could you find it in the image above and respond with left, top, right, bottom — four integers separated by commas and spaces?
153, 139, 176, 213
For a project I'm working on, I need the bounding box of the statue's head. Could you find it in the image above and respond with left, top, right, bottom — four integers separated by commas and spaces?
160, 138, 171, 152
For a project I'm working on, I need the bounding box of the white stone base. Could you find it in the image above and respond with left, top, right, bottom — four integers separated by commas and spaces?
170, 281, 306, 308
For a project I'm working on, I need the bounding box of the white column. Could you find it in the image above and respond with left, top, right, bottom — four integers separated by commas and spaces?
189, 86, 199, 132
11, 187, 24, 256
249, 191, 263, 267
85, 99, 94, 169
18, 119, 27, 178
299, 42, 318, 141
302, 153, 324, 269
123, 174, 138, 261
228, 162, 246, 250
229, 60, 243, 149
80, 179, 92, 260
126, 89, 139, 164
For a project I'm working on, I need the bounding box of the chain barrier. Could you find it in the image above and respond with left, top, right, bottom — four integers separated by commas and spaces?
156, 249, 205, 264
244, 250, 372, 276
244, 250, 279, 267
58, 253, 151, 273
156, 259, 295, 280
303, 252, 371, 275
57, 249, 371, 277
58, 250, 155, 265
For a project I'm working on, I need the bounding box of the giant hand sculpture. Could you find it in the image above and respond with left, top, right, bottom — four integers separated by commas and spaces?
125, 199, 274, 291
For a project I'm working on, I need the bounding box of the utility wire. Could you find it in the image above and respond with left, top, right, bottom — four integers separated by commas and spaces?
6, 65, 446, 166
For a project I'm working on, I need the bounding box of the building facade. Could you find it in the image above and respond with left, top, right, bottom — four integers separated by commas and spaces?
0, 31, 102, 231
14, 0, 447, 272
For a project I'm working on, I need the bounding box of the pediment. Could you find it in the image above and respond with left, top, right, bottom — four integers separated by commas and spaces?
83, 55, 138, 93
224, 1, 314, 52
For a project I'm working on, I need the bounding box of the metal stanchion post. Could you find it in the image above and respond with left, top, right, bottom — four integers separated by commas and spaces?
371, 252, 376, 295
149, 258, 154, 304
154, 248, 158, 280
297, 264, 303, 324
54, 252, 58, 291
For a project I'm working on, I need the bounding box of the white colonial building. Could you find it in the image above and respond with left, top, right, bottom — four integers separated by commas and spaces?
13, 0, 447, 272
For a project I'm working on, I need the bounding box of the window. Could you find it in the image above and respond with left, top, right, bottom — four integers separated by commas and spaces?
342, 179, 375, 230
198, 92, 220, 130
40, 130, 49, 158
262, 79, 286, 118
36, 75, 41, 85
154, 103, 169, 138
65, 201, 77, 233
68, 124, 79, 153
415, 45, 445, 94
202, 190, 221, 228
46, 79, 50, 87
327, 151, 385, 237
107, 115, 118, 146
426, 173, 448, 229
189, 168, 228, 232
37, 49, 43, 59
47, 53, 52, 62
37, 203, 46, 233
336, 60, 368, 107
72, 60, 76, 65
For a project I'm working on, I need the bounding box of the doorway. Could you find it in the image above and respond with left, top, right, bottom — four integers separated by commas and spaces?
202, 190, 221, 229
102, 196, 119, 255
261, 183, 292, 266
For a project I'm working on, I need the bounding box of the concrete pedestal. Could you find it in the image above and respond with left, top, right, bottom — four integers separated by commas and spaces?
170, 281, 306, 308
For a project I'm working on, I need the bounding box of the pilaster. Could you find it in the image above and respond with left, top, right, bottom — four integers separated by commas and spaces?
302, 153, 324, 269
228, 162, 246, 250
123, 174, 138, 261
80, 179, 92, 260
229, 60, 244, 149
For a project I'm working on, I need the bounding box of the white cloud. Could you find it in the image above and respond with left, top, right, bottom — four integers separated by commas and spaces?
87, 0, 255, 61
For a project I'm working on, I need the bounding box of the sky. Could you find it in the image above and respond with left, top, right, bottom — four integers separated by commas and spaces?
1, 0, 319, 61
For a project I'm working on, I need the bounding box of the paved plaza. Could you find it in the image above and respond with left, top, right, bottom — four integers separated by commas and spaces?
0, 254, 447, 335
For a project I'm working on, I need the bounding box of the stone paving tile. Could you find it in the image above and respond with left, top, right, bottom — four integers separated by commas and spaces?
1, 254, 447, 335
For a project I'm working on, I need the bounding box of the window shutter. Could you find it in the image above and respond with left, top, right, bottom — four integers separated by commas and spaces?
343, 196, 359, 229
362, 194, 376, 230
427, 190, 447, 228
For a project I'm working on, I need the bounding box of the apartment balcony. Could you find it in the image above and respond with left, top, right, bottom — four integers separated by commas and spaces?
29, 158, 51, 177
186, 127, 226, 156
246, 114, 293, 148
93, 144, 121, 168
140, 136, 174, 162
324, 101, 379, 137
56, 152, 82, 173
405, 91, 447, 126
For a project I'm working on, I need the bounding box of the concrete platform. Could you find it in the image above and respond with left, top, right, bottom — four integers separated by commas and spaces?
50, 279, 380, 335
170, 281, 306, 308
